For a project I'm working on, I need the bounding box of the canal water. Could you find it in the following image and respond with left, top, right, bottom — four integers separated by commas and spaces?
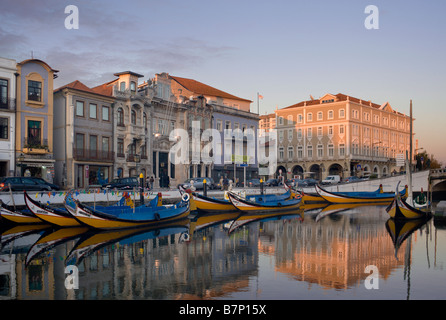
1, 203, 445, 300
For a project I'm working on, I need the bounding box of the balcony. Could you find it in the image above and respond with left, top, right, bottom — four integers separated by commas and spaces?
73, 148, 115, 162
0, 97, 16, 112
23, 138, 49, 154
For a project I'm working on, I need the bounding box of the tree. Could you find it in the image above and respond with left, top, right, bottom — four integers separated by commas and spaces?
414, 151, 441, 170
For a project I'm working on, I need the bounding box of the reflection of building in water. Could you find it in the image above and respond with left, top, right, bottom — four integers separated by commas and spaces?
259, 209, 409, 290
1, 221, 259, 300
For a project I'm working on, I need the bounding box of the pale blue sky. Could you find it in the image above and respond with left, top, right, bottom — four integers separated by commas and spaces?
1, 0, 445, 163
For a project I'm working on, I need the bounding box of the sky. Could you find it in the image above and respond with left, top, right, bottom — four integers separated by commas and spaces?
1, 0, 445, 164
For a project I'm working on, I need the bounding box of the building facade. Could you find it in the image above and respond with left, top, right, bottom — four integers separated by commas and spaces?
53, 80, 115, 189
275, 93, 412, 180
0, 57, 17, 177
15, 59, 58, 182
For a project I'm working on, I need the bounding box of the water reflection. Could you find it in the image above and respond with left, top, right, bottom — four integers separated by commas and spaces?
1, 203, 444, 300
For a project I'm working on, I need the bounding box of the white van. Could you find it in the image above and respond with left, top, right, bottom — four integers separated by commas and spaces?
322, 175, 341, 185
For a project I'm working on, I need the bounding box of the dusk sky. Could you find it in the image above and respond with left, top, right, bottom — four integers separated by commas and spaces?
1, 0, 445, 164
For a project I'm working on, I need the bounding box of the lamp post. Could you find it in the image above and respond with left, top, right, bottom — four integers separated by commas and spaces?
17, 153, 25, 176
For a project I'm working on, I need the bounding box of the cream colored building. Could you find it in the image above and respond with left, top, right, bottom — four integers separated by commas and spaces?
274, 93, 412, 180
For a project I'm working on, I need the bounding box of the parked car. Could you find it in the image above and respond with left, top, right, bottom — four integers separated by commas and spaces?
247, 178, 261, 187
345, 176, 360, 183
102, 177, 139, 190
321, 175, 341, 185
265, 178, 279, 187
285, 178, 307, 188
178, 177, 214, 190
0, 176, 60, 191
303, 178, 318, 186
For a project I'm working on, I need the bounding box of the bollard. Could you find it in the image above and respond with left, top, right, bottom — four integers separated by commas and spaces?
203, 179, 207, 197
139, 173, 144, 205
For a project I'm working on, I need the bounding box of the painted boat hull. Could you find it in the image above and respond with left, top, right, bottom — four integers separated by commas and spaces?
315, 185, 399, 204
0, 202, 42, 224
25, 191, 82, 227
72, 199, 190, 229
228, 192, 303, 213
386, 195, 431, 220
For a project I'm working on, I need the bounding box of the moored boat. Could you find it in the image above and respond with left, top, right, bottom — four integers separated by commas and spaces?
386, 183, 431, 220
70, 193, 191, 229
227, 191, 303, 213
0, 200, 42, 224
315, 184, 406, 204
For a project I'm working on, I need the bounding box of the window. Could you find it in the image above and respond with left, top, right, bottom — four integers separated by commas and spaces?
339, 124, 345, 135
298, 114, 303, 123
0, 79, 8, 108
28, 80, 42, 102
339, 143, 345, 157
279, 147, 284, 160
307, 113, 313, 121
317, 144, 323, 158
117, 138, 124, 156
90, 135, 97, 158
216, 119, 223, 132
339, 109, 345, 118
225, 120, 231, 130
297, 128, 302, 139
317, 126, 323, 137
288, 129, 293, 140
317, 112, 323, 120
120, 82, 126, 91
0, 117, 8, 139
287, 115, 293, 124
130, 81, 136, 92
131, 110, 137, 125
328, 110, 333, 119
75, 133, 84, 157
117, 108, 124, 126
307, 145, 313, 158
278, 117, 284, 126
328, 125, 333, 135
328, 144, 334, 157
102, 106, 110, 121
307, 128, 312, 138
288, 146, 294, 159
278, 130, 284, 141
76, 101, 84, 117
27, 120, 41, 146
89, 103, 97, 119
297, 146, 303, 159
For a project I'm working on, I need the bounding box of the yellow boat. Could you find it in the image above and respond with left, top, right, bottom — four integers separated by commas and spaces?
0, 201, 42, 224
227, 191, 303, 213
315, 184, 406, 204
386, 193, 431, 220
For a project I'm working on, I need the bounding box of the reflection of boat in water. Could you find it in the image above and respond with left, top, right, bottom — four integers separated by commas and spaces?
227, 208, 304, 234
189, 211, 241, 235
66, 219, 190, 265
314, 202, 390, 222
386, 182, 432, 220
385, 217, 431, 258
0, 200, 42, 224
1, 224, 51, 253
227, 191, 303, 213
25, 227, 90, 266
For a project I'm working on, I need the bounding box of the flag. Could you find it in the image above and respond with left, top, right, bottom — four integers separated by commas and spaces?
258, 94, 263, 99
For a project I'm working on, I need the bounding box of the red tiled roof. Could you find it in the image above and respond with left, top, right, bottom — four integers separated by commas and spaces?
170, 75, 252, 103
54, 80, 114, 98
282, 93, 382, 110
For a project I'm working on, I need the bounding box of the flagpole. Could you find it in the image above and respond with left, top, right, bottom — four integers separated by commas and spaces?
257, 92, 259, 114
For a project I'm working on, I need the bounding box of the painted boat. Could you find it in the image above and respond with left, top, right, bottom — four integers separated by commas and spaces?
227, 191, 303, 213
315, 184, 406, 204
187, 187, 296, 213
386, 183, 431, 220
0, 201, 42, 224
189, 211, 241, 235
294, 189, 326, 203
70, 193, 191, 229
26, 191, 163, 227
25, 191, 82, 227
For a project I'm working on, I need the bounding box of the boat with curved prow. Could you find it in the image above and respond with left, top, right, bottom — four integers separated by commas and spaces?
386, 182, 431, 220
0, 200, 42, 224
70, 193, 191, 229
227, 191, 303, 213
315, 184, 407, 204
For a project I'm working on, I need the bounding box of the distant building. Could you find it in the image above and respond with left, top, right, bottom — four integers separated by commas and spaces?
53, 80, 115, 189
274, 93, 413, 180
0, 57, 17, 177
15, 59, 58, 182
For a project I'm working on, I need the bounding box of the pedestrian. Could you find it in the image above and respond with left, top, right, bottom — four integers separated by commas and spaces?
149, 176, 154, 190
219, 176, 224, 190
223, 176, 229, 191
